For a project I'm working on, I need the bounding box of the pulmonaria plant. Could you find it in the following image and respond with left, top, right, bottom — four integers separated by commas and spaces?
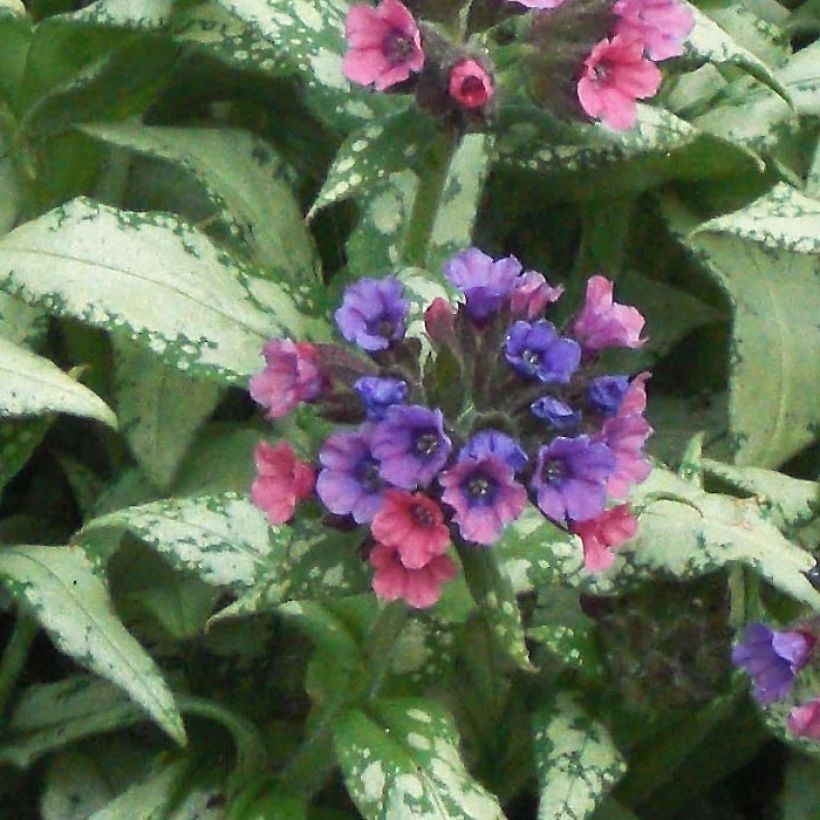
249, 250, 653, 609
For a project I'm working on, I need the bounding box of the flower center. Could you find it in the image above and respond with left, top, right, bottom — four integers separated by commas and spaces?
414, 431, 440, 458
412, 503, 434, 527
384, 30, 415, 66
367, 316, 395, 339
542, 458, 566, 484
466, 473, 496, 505
593, 63, 610, 83
357, 458, 382, 493
522, 349, 541, 368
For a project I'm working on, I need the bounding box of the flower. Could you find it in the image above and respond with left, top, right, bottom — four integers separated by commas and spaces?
371, 489, 450, 568
731, 623, 815, 705
510, 271, 564, 320
440, 456, 527, 545
588, 375, 630, 416
613, 0, 694, 61
620, 370, 650, 415
251, 441, 315, 525
354, 376, 408, 420
448, 59, 494, 109
459, 429, 528, 473
601, 413, 653, 498
443, 248, 522, 321
571, 275, 646, 352
506, 0, 565, 7
249, 339, 324, 419
370, 542, 457, 608
504, 320, 581, 384
335, 277, 409, 352
531, 435, 616, 523
577, 34, 662, 130
342, 0, 424, 91
571, 504, 637, 571
788, 699, 820, 740
424, 297, 456, 344
316, 428, 385, 523
371, 405, 452, 489
530, 396, 581, 432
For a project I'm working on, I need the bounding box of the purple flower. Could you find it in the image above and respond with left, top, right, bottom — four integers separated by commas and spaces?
731, 623, 815, 705
530, 396, 581, 432
354, 376, 408, 420
443, 248, 522, 321
510, 271, 564, 320
459, 429, 528, 473
316, 428, 386, 523
588, 375, 630, 416
371, 405, 452, 489
531, 436, 616, 524
571, 276, 645, 352
440, 455, 527, 545
505, 320, 581, 384
335, 277, 408, 352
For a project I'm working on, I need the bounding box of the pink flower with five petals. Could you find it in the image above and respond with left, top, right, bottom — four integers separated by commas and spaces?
370, 543, 457, 608
614, 0, 694, 61
251, 441, 315, 525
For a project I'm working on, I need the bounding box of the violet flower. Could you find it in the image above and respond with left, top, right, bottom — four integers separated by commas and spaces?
459, 429, 528, 473
530, 396, 581, 432
588, 375, 630, 416
371, 404, 452, 489
505, 320, 581, 384
443, 248, 522, 321
354, 376, 408, 420
335, 277, 408, 352
510, 271, 564, 320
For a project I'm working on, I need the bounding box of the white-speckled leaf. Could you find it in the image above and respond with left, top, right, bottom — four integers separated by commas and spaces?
214, 0, 395, 129
0, 336, 117, 427
0, 198, 327, 386
82, 492, 290, 590
334, 698, 506, 820
0, 676, 144, 768
64, 0, 173, 28
0, 416, 51, 494
81, 123, 320, 281
113, 338, 221, 491
677, 184, 820, 466
41, 752, 116, 820
0, 545, 185, 744
309, 110, 436, 217
533, 693, 626, 820
684, 3, 792, 103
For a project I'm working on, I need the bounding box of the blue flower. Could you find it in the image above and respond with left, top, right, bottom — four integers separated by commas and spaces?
504, 320, 581, 384
530, 396, 581, 431
459, 429, 528, 473
443, 248, 521, 321
335, 277, 408, 352
588, 375, 629, 416
354, 376, 408, 420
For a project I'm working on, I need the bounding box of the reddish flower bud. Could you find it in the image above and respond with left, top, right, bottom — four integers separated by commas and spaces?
448, 58, 494, 109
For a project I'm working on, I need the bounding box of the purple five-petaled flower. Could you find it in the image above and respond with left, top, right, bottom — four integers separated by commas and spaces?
531, 435, 616, 524
459, 429, 528, 473
443, 248, 522, 321
335, 277, 408, 352
440, 455, 527, 545
354, 376, 408, 421
731, 623, 815, 705
371, 404, 452, 489
316, 427, 386, 524
505, 320, 581, 384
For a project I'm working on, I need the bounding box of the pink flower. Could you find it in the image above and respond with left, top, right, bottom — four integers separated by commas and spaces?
614, 0, 694, 61
342, 0, 424, 91
601, 414, 653, 498
788, 699, 820, 740
424, 297, 456, 345
571, 275, 646, 353
571, 504, 637, 571
620, 370, 650, 415
577, 34, 662, 130
510, 271, 564, 320
370, 489, 450, 569
448, 59, 494, 110
370, 542, 457, 608
251, 441, 315, 525
506, 0, 565, 8
249, 339, 324, 420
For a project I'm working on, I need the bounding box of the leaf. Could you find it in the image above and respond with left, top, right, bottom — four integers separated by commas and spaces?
113, 338, 221, 491
0, 676, 145, 768
0, 415, 51, 494
780, 754, 820, 820
676, 183, 820, 466
334, 698, 505, 820
64, 0, 174, 29
90, 760, 191, 820
0, 336, 117, 427
82, 492, 290, 590
0, 291, 47, 348
533, 693, 626, 820
0, 544, 185, 744
41, 751, 117, 820
0, 197, 327, 385
81, 123, 320, 281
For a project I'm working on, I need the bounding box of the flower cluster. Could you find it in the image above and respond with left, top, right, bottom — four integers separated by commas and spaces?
340, 0, 692, 132
732, 621, 820, 740
249, 247, 653, 608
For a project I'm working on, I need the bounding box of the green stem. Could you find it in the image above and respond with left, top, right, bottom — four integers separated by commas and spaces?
0, 612, 37, 715
401, 133, 460, 268
366, 601, 409, 700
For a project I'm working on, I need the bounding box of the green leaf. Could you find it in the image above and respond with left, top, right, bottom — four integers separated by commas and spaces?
334, 698, 505, 820
0, 676, 145, 768
0, 544, 186, 744
113, 338, 221, 491
780, 754, 820, 820
81, 123, 321, 281
533, 693, 626, 820
0, 291, 47, 347
675, 183, 820, 466
0, 336, 117, 426
41, 751, 118, 819
0, 415, 51, 494
0, 197, 327, 385
64, 0, 174, 29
